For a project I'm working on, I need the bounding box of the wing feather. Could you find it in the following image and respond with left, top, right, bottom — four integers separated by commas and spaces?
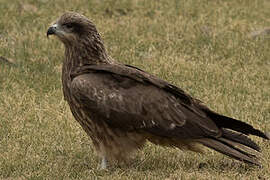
70, 64, 221, 139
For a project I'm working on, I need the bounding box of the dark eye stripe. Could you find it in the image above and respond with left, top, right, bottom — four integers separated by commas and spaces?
63, 23, 73, 28
62, 22, 83, 33
66, 24, 73, 28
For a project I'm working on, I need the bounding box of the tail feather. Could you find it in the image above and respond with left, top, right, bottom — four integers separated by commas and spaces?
222, 129, 261, 152
196, 103, 269, 165
203, 109, 269, 140
197, 137, 260, 166
197, 128, 264, 165
218, 137, 260, 158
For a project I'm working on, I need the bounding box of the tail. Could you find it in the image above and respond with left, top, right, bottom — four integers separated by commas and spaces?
198, 109, 269, 165
202, 108, 269, 140
197, 129, 264, 165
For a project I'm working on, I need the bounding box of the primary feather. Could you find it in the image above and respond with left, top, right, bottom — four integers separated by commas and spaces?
47, 12, 269, 168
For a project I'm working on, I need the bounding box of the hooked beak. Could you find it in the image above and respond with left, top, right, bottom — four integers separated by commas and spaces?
47, 24, 58, 37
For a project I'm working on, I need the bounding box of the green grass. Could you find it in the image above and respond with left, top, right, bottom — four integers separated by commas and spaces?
1, 0, 270, 179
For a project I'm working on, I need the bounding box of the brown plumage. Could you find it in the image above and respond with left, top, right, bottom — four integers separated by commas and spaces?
47, 12, 269, 169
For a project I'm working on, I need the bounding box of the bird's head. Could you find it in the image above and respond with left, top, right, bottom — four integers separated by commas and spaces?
47, 12, 99, 46
47, 12, 110, 64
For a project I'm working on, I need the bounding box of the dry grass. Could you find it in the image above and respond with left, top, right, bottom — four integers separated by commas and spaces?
0, 0, 270, 179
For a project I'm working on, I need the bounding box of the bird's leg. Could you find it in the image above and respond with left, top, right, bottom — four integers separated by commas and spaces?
99, 156, 108, 170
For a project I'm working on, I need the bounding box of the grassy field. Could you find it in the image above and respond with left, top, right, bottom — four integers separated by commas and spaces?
1, 0, 270, 179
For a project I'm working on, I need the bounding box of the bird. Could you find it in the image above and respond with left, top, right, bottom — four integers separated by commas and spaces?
47, 12, 269, 169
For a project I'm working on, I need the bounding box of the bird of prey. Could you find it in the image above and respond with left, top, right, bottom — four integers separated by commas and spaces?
47, 12, 269, 169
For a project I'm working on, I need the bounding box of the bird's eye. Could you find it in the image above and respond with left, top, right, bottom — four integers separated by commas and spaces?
64, 23, 73, 29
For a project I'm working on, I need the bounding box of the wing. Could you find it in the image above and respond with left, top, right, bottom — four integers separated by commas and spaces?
70, 64, 221, 139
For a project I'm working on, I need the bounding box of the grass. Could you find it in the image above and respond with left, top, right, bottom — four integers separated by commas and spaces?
0, 0, 270, 179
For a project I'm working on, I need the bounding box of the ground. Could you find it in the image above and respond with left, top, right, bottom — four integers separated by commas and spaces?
0, 0, 269, 179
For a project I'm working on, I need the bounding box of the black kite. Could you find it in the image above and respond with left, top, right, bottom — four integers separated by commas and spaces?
47, 12, 269, 169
